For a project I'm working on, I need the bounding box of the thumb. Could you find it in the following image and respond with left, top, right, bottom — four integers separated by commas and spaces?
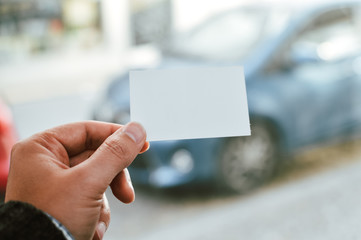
79, 122, 146, 189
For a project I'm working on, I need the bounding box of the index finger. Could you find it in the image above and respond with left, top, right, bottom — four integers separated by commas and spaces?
45, 121, 123, 157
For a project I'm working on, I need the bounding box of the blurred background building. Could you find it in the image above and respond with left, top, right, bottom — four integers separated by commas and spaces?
0, 0, 100, 62
0, 0, 252, 107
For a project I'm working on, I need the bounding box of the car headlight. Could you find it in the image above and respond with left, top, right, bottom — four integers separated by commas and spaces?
170, 149, 194, 174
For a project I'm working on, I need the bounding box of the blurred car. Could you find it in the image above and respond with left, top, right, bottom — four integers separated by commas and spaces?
0, 98, 17, 193
94, 0, 361, 193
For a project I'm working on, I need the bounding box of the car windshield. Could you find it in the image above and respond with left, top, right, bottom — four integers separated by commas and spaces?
166, 6, 291, 62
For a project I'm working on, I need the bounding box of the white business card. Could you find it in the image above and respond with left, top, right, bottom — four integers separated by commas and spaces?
130, 66, 250, 141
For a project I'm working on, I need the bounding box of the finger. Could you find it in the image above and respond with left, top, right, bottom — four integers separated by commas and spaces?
69, 150, 95, 167
93, 194, 110, 240
37, 121, 123, 157
140, 141, 150, 154
110, 168, 135, 203
77, 122, 146, 189
69, 138, 148, 168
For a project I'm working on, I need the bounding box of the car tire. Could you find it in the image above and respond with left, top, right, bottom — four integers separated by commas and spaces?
218, 121, 281, 193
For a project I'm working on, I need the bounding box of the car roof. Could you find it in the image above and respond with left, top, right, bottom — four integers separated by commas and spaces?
256, 0, 361, 8
241, 0, 361, 16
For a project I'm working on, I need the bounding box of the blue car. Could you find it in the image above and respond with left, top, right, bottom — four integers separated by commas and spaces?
94, 1, 361, 193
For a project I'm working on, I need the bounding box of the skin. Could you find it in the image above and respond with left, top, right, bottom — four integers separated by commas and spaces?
5, 121, 149, 240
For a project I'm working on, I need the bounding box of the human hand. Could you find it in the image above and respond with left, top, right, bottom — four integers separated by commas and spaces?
5, 121, 149, 240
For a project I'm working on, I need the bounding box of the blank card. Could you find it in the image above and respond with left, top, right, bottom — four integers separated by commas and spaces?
130, 66, 250, 141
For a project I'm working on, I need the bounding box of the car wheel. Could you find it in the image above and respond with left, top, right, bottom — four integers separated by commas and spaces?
218, 122, 280, 193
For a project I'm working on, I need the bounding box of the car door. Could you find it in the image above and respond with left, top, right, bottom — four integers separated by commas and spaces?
262, 6, 361, 147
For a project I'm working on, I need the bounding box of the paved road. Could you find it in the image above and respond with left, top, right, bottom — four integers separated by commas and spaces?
104, 144, 361, 240
9, 94, 361, 240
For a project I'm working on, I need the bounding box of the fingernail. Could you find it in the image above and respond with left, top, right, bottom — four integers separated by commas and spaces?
103, 193, 109, 210
123, 168, 135, 203
97, 222, 107, 240
124, 168, 135, 201
123, 122, 146, 144
124, 168, 133, 187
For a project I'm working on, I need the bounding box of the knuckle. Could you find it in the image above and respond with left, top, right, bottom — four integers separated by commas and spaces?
10, 141, 22, 158
9, 140, 33, 166
10, 140, 31, 157
103, 138, 132, 161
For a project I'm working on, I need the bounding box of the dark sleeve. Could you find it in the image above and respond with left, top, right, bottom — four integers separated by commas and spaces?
0, 201, 74, 240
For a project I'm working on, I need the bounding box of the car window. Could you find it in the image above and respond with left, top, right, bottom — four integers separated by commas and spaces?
167, 6, 290, 62
267, 6, 361, 73
294, 7, 361, 61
